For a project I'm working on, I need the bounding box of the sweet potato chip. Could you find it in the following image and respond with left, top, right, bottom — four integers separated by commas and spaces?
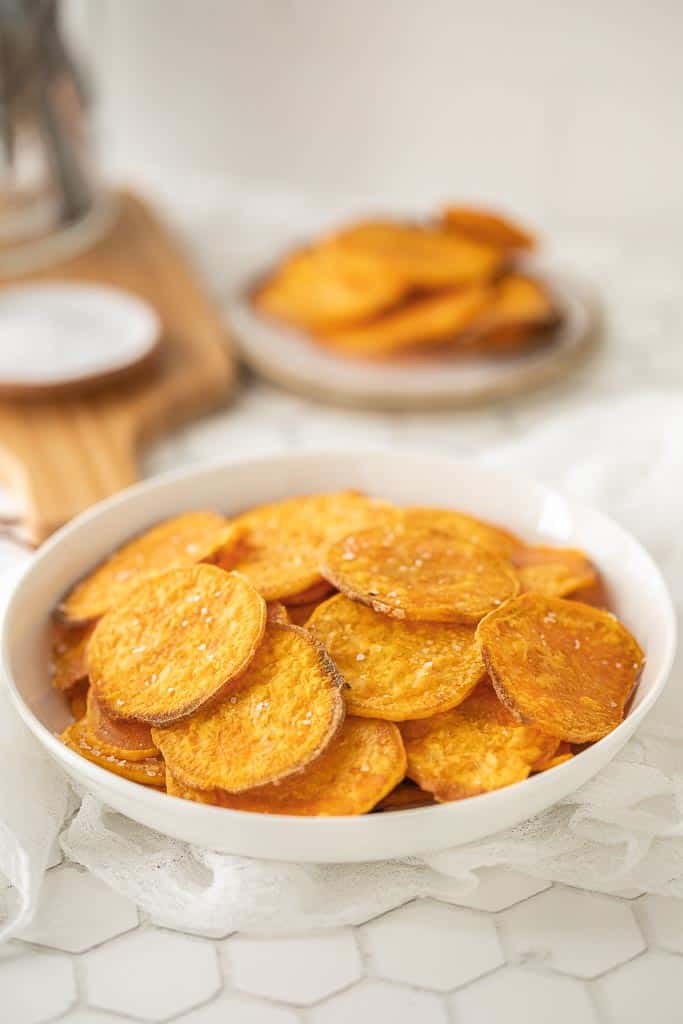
308, 594, 485, 719
330, 221, 502, 289
401, 682, 557, 800
86, 688, 157, 761
253, 245, 407, 331
266, 601, 290, 624
463, 274, 558, 354
58, 512, 243, 626
512, 544, 597, 598
152, 623, 345, 793
68, 680, 89, 720
318, 286, 492, 357
50, 622, 93, 692
399, 507, 520, 558
282, 580, 335, 606
166, 717, 404, 815
441, 206, 536, 251
569, 576, 610, 609
287, 600, 327, 626
477, 593, 645, 742
532, 741, 572, 772
60, 721, 165, 787
226, 492, 390, 602
322, 524, 519, 623
374, 780, 436, 811
88, 565, 266, 725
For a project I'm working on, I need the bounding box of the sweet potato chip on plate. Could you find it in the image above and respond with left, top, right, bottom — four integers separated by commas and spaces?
532, 741, 573, 772
253, 245, 407, 331
225, 491, 390, 602
441, 206, 536, 251
85, 688, 157, 761
50, 621, 93, 691
88, 565, 266, 725
477, 593, 645, 743
398, 507, 520, 558
152, 623, 345, 793
308, 594, 485, 720
166, 717, 404, 815
286, 600, 328, 626
322, 524, 519, 623
60, 721, 165, 787
330, 221, 502, 289
512, 544, 597, 598
401, 682, 557, 800
374, 780, 436, 811
462, 274, 558, 354
58, 512, 243, 626
318, 286, 492, 358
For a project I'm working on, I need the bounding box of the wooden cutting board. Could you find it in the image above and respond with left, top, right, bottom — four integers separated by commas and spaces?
0, 191, 235, 544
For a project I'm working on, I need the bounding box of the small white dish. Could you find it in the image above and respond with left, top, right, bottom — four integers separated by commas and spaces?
229, 268, 598, 409
0, 282, 161, 397
0, 452, 675, 862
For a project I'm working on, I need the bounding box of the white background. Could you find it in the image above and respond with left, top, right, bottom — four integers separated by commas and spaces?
66, 0, 683, 226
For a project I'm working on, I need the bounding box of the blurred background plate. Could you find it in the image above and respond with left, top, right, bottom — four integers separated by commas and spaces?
229, 267, 600, 410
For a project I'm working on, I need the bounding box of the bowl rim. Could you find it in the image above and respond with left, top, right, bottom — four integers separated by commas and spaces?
1, 448, 677, 830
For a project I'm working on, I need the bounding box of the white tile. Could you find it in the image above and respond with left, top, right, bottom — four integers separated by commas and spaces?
500, 887, 645, 978
0, 950, 75, 1023
84, 928, 220, 1021
635, 894, 683, 953
176, 993, 301, 1023
309, 980, 448, 1024
18, 865, 138, 953
450, 966, 599, 1024
223, 930, 361, 1005
362, 898, 503, 991
593, 951, 683, 1024
452, 869, 550, 912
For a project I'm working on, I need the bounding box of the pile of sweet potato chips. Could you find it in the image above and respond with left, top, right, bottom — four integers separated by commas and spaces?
53, 493, 644, 815
253, 206, 560, 360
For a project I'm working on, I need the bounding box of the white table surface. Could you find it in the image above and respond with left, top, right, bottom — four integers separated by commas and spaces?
2, 212, 683, 1024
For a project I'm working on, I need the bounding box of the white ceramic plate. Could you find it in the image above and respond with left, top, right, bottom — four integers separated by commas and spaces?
229, 269, 598, 409
0, 282, 161, 396
0, 452, 675, 862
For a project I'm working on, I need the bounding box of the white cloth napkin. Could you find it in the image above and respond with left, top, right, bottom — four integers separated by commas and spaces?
1, 392, 682, 940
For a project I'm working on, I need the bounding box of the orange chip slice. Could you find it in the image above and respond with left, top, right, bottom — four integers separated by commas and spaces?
463, 274, 559, 354
512, 544, 597, 598
50, 621, 93, 692
68, 680, 89, 720
152, 623, 345, 793
330, 221, 502, 289
532, 741, 573, 772
85, 688, 157, 761
569, 576, 610, 609
225, 492, 391, 602
401, 682, 558, 800
88, 565, 266, 725
399, 507, 520, 558
477, 593, 645, 743
322, 524, 520, 623
318, 286, 492, 357
287, 600, 327, 626
441, 206, 536, 251
60, 721, 165, 787
266, 601, 290, 624
58, 512, 243, 626
374, 780, 436, 812
253, 245, 407, 331
282, 580, 335, 606
166, 717, 405, 815
308, 594, 485, 720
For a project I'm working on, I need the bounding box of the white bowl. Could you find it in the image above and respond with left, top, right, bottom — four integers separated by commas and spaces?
0, 452, 676, 862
